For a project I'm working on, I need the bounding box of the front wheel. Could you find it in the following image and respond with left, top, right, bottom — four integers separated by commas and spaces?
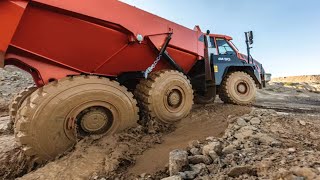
219, 71, 256, 105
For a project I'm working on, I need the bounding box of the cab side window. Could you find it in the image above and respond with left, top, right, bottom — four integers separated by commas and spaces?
216, 38, 235, 55
208, 37, 218, 55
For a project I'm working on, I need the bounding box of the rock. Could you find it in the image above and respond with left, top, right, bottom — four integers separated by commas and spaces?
270, 140, 283, 147
169, 150, 188, 176
180, 163, 207, 179
290, 167, 317, 180
205, 137, 217, 142
208, 151, 219, 161
288, 148, 296, 153
190, 148, 201, 155
188, 140, 200, 148
228, 166, 257, 177
243, 115, 253, 122
188, 155, 212, 165
161, 175, 182, 180
237, 118, 248, 127
191, 163, 207, 174
222, 144, 236, 155
299, 120, 307, 126
253, 133, 276, 146
309, 132, 320, 140
0, 116, 10, 132
202, 141, 222, 155
250, 117, 261, 125
234, 129, 254, 141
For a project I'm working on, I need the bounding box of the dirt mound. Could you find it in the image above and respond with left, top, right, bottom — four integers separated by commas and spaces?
272, 75, 320, 83
149, 109, 320, 179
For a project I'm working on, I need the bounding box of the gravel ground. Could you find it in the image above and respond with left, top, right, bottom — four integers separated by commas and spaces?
144, 109, 320, 180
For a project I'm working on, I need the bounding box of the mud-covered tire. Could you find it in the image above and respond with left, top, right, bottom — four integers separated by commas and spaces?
135, 70, 194, 124
219, 71, 256, 105
15, 76, 139, 163
9, 86, 37, 123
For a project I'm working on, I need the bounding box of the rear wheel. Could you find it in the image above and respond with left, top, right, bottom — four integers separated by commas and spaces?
9, 86, 37, 123
15, 76, 139, 163
135, 70, 194, 124
219, 71, 256, 105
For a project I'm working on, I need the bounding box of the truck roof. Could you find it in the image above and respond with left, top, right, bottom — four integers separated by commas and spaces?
210, 34, 233, 40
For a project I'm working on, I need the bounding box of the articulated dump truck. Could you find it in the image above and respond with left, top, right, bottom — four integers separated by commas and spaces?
0, 0, 267, 162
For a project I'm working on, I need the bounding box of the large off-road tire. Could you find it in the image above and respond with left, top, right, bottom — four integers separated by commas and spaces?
15, 76, 139, 163
135, 70, 194, 124
219, 71, 256, 105
9, 85, 37, 123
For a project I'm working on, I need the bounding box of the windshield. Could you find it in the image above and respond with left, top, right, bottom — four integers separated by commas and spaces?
229, 41, 239, 51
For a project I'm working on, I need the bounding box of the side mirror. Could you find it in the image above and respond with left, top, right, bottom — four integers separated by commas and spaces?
248, 31, 254, 45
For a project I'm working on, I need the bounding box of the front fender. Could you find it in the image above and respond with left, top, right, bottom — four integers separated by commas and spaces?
221, 65, 262, 87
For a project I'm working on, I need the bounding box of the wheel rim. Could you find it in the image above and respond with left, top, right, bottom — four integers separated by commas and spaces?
235, 81, 250, 96
65, 101, 117, 140
78, 106, 113, 134
164, 87, 185, 112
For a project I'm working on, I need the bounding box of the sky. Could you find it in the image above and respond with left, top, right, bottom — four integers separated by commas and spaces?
120, 0, 320, 77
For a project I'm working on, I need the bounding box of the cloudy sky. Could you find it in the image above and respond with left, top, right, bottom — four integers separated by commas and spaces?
120, 0, 320, 77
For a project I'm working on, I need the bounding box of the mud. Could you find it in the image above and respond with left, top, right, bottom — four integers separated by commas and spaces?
0, 120, 33, 180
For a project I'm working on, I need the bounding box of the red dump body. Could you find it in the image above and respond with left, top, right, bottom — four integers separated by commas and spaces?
1, 0, 204, 86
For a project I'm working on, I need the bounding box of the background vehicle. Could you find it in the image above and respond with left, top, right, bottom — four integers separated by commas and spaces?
0, 0, 266, 162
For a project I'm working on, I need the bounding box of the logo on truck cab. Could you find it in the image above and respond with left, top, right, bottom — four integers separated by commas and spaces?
218, 57, 231, 62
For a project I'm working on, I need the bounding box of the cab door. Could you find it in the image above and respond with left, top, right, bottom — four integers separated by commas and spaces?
210, 37, 239, 85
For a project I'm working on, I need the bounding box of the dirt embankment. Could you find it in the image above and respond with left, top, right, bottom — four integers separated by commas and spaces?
271, 75, 320, 93
272, 75, 320, 83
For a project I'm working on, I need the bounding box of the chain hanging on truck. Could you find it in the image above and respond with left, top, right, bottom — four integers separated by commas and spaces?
144, 33, 173, 79
144, 54, 163, 78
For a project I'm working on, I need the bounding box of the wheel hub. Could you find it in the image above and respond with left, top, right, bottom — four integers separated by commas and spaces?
237, 82, 248, 94
77, 107, 112, 135
81, 111, 108, 132
167, 90, 182, 107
